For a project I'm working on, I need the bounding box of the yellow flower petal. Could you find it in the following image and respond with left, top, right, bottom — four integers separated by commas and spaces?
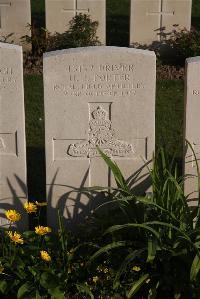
92, 276, 99, 283
24, 202, 37, 214
7, 231, 24, 244
35, 226, 52, 236
40, 250, 51, 262
5, 210, 21, 222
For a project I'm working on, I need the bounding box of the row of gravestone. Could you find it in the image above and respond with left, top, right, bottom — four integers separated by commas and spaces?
0, 43, 198, 230
0, 0, 192, 48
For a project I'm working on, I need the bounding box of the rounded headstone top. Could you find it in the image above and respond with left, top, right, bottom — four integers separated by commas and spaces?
0, 42, 22, 51
186, 56, 200, 64
43, 46, 156, 59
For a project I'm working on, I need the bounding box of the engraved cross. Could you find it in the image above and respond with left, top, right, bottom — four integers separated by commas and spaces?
53, 104, 147, 187
0, 2, 11, 29
62, 0, 89, 17
147, 0, 174, 40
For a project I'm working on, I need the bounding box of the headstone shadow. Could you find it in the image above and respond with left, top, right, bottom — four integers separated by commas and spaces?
47, 160, 152, 230
0, 175, 28, 230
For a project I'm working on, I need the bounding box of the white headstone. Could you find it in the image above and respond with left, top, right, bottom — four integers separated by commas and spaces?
184, 57, 200, 205
0, 0, 31, 48
130, 0, 192, 46
45, 0, 106, 44
44, 46, 156, 228
0, 43, 27, 229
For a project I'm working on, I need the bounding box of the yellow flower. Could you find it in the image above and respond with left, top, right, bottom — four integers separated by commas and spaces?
5, 210, 21, 222
24, 202, 37, 214
35, 201, 47, 207
103, 267, 109, 274
92, 276, 99, 283
40, 250, 51, 262
7, 231, 24, 244
132, 266, 141, 272
35, 226, 52, 235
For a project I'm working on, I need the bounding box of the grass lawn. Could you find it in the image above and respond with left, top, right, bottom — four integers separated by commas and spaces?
24, 75, 184, 199
24, 75, 45, 201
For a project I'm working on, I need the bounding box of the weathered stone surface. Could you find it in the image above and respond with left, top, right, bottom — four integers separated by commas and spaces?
44, 46, 156, 228
130, 0, 192, 46
184, 57, 200, 205
45, 0, 106, 44
0, 0, 31, 48
0, 43, 27, 229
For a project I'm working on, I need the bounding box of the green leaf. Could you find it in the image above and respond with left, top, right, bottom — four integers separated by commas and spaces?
148, 282, 159, 299
76, 283, 94, 299
190, 253, 200, 281
127, 274, 149, 299
97, 146, 130, 192
40, 272, 58, 290
36, 290, 42, 299
17, 282, 33, 299
22, 231, 36, 239
113, 249, 146, 290
105, 223, 160, 240
28, 266, 37, 277
145, 221, 193, 244
0, 280, 7, 294
174, 292, 181, 299
90, 241, 127, 262
147, 237, 157, 263
148, 289, 156, 299
40, 273, 64, 298
136, 196, 180, 223
50, 286, 65, 299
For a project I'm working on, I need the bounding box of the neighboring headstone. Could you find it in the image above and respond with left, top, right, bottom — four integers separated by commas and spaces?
44, 46, 156, 228
0, 43, 27, 229
45, 0, 106, 44
184, 57, 200, 205
0, 0, 31, 48
130, 0, 192, 46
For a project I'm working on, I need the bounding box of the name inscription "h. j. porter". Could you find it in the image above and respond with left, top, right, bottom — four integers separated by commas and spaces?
53, 63, 145, 97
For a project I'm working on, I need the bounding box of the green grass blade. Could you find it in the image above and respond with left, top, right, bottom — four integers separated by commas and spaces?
113, 249, 146, 290
147, 237, 157, 263
148, 282, 159, 299
97, 146, 130, 192
190, 253, 200, 281
186, 140, 200, 225
127, 274, 149, 299
76, 284, 94, 299
89, 241, 127, 262
105, 223, 160, 240
136, 197, 180, 223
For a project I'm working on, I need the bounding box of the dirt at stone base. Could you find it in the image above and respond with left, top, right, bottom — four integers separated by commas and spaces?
157, 64, 185, 80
